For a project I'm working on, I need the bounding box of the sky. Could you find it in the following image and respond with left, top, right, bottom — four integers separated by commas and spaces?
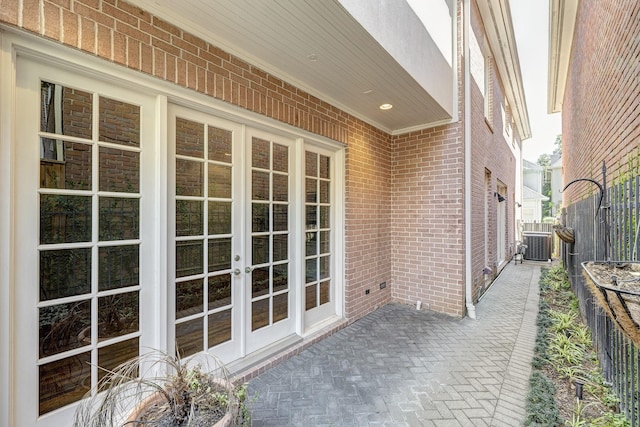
509, 0, 562, 163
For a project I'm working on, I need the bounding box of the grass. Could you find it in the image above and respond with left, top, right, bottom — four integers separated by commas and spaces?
525, 263, 629, 427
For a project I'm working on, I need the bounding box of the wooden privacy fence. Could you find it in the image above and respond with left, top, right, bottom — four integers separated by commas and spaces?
563, 175, 640, 426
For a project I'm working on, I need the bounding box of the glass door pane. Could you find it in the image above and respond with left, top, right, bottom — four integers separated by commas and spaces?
304, 151, 332, 312
38, 82, 142, 415
174, 117, 236, 358
249, 137, 290, 331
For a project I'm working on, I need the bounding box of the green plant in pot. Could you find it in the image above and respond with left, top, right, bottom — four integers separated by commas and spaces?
73, 350, 246, 427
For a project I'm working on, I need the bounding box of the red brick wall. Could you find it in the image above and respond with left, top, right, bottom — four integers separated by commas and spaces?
562, 0, 640, 204
391, 124, 465, 315
389, 1, 518, 314
345, 122, 392, 319
469, 2, 517, 299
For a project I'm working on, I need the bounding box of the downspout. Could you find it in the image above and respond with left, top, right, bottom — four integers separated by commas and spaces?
463, 0, 476, 319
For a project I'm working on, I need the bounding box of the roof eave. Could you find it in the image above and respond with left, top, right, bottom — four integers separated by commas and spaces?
476, 0, 532, 140
548, 0, 579, 113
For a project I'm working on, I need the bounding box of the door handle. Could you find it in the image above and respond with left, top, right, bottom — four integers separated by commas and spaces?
245, 266, 252, 274
233, 268, 241, 276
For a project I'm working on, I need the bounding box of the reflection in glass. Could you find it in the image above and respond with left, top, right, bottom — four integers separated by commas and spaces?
252, 170, 269, 201
39, 300, 90, 357
99, 147, 140, 193
40, 248, 91, 301
320, 231, 330, 254
176, 240, 203, 278
306, 178, 316, 203
98, 291, 139, 341
209, 202, 231, 235
252, 235, 269, 265
176, 318, 203, 358
99, 97, 140, 147
99, 197, 139, 241
252, 137, 270, 169
272, 173, 288, 202
40, 140, 92, 190
305, 151, 317, 177
319, 155, 330, 179
306, 258, 317, 284
305, 205, 317, 230
176, 159, 203, 196
41, 81, 92, 139
208, 310, 231, 347
273, 292, 288, 323
273, 204, 288, 231
273, 234, 288, 262
272, 143, 288, 173
209, 164, 232, 198
208, 275, 232, 309
251, 267, 270, 298
320, 280, 330, 305
252, 298, 269, 331
99, 245, 139, 291
39, 352, 91, 415
176, 279, 203, 319
208, 126, 232, 162
320, 180, 330, 204
98, 337, 139, 383
320, 255, 330, 279
273, 263, 288, 293
176, 117, 204, 158
306, 232, 317, 257
40, 194, 91, 244
305, 284, 317, 310
252, 203, 269, 233
208, 238, 231, 272
320, 205, 330, 229
176, 200, 203, 236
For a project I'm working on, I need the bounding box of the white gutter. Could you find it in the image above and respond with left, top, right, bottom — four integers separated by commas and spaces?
464, 0, 476, 319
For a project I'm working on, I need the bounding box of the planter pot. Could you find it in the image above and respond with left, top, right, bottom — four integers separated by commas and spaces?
582, 261, 640, 347
125, 389, 232, 427
554, 224, 575, 244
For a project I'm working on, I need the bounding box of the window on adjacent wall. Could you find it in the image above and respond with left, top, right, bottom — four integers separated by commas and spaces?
502, 102, 511, 142
469, 29, 493, 128
484, 52, 494, 126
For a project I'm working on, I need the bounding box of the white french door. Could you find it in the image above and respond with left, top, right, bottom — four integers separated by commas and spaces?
244, 128, 296, 354
13, 56, 157, 427
168, 106, 297, 361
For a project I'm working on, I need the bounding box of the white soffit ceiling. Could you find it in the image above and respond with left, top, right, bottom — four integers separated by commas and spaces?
134, 0, 454, 134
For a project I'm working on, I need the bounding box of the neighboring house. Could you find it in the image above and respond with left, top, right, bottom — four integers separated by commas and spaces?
549, 0, 639, 205
550, 155, 563, 217
522, 186, 550, 223
0, 1, 530, 425
521, 159, 548, 222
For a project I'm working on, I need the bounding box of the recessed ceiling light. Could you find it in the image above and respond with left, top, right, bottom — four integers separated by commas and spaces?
379, 103, 393, 110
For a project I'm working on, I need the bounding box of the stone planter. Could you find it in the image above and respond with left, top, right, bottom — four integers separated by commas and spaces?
582, 261, 640, 347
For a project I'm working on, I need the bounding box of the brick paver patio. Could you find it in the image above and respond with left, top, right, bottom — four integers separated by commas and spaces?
247, 262, 541, 426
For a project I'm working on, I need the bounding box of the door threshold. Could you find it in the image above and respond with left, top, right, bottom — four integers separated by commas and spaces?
229, 317, 349, 384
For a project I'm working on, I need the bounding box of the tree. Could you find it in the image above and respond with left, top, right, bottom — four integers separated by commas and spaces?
553, 134, 562, 156
536, 137, 561, 218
